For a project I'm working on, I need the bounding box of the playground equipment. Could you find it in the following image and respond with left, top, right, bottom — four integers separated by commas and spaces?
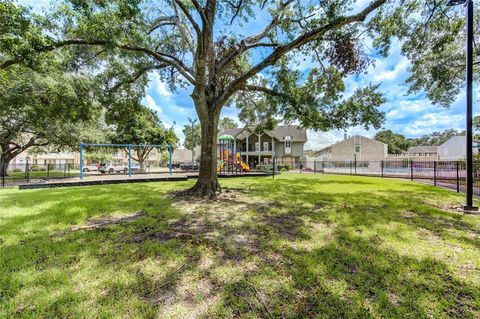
217, 134, 250, 174
79, 143, 173, 179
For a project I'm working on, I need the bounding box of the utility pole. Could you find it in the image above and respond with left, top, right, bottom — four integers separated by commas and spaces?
447, 0, 478, 213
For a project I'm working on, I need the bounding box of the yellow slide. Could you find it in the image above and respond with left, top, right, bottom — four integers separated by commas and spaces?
216, 160, 224, 173
238, 160, 250, 172
235, 153, 250, 172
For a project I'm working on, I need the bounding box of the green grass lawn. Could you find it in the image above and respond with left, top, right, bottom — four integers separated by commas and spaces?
0, 174, 479, 318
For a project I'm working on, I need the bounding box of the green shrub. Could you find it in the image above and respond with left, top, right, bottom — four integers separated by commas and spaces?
277, 164, 290, 171
12, 168, 23, 172
31, 166, 46, 171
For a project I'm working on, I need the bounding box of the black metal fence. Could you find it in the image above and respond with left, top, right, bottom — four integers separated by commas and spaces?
3, 159, 479, 197
1, 163, 79, 187
290, 159, 480, 197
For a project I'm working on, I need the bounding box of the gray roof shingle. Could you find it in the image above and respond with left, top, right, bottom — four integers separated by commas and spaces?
218, 125, 307, 142
406, 145, 438, 154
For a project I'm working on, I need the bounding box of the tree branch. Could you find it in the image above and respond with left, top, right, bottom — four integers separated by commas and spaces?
173, 0, 202, 36
1, 39, 196, 84
241, 85, 289, 99
215, 0, 293, 72
108, 64, 168, 92
215, 0, 387, 109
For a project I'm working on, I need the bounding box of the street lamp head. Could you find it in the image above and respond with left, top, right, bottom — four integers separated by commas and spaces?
446, 0, 467, 6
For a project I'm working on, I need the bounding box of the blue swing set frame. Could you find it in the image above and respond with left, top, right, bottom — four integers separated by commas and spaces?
79, 143, 173, 180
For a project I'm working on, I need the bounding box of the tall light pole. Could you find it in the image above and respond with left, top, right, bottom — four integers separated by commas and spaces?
187, 117, 197, 165
447, 0, 478, 213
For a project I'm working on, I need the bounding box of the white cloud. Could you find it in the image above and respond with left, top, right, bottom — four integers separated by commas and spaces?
145, 95, 162, 114
372, 57, 410, 82
157, 80, 171, 97
148, 73, 172, 97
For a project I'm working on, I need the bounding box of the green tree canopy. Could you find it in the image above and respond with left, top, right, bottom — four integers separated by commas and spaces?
0, 62, 102, 176
409, 129, 464, 146
218, 117, 238, 132
182, 122, 201, 152
374, 130, 410, 154
112, 105, 178, 170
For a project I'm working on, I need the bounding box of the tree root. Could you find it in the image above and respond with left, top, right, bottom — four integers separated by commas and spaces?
175, 178, 222, 199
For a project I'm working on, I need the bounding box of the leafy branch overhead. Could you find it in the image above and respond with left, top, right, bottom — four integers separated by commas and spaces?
2, 0, 473, 196
1, 0, 391, 130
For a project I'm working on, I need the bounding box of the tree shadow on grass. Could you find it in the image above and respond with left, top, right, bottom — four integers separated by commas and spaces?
0, 178, 479, 317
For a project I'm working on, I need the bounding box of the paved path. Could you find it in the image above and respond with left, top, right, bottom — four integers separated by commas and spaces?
18, 171, 275, 189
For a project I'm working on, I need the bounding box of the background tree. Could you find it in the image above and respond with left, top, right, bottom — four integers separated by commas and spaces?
1, 0, 392, 197
409, 129, 464, 146
374, 130, 410, 154
182, 122, 201, 154
112, 105, 178, 172
0, 63, 101, 176
218, 117, 238, 131
474, 115, 480, 140
387, 1, 480, 107
83, 151, 112, 165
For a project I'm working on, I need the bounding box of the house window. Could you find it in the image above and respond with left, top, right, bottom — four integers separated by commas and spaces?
354, 145, 360, 154
263, 142, 269, 151
255, 142, 260, 151
285, 136, 292, 154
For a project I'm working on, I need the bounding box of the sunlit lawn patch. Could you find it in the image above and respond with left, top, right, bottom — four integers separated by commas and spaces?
0, 174, 479, 318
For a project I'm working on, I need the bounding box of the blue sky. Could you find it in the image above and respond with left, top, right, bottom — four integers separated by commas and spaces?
19, 0, 477, 150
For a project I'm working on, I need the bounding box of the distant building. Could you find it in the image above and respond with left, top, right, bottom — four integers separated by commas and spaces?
315, 135, 387, 161
11, 151, 78, 166
218, 125, 307, 168
172, 147, 201, 164
405, 145, 438, 157
437, 136, 479, 160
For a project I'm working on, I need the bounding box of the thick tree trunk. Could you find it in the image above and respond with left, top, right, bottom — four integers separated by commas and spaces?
0, 155, 11, 177
183, 106, 221, 198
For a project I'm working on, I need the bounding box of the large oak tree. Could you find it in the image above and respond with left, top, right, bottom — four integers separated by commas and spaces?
5, 0, 472, 197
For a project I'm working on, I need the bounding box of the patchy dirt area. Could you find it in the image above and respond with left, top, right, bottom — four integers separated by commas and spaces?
71, 212, 145, 231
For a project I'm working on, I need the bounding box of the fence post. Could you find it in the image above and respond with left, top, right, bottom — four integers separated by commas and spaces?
322, 160, 325, 174
350, 161, 352, 175
47, 163, 50, 179
169, 144, 173, 176
314, 161, 316, 174
354, 157, 357, 175
433, 161, 437, 186
410, 160, 414, 181
80, 142, 83, 180
128, 144, 132, 177
381, 160, 384, 178
1, 162, 5, 187
26, 160, 30, 183
272, 157, 275, 179
456, 161, 460, 193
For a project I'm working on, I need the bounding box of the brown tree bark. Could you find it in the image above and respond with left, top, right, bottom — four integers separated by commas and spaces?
0, 154, 12, 177
182, 97, 221, 197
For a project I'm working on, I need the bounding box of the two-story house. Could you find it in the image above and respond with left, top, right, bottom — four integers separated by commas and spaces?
315, 135, 388, 161
218, 125, 307, 168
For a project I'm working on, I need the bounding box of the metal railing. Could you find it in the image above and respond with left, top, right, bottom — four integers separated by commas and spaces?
1, 163, 78, 187
290, 159, 479, 197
